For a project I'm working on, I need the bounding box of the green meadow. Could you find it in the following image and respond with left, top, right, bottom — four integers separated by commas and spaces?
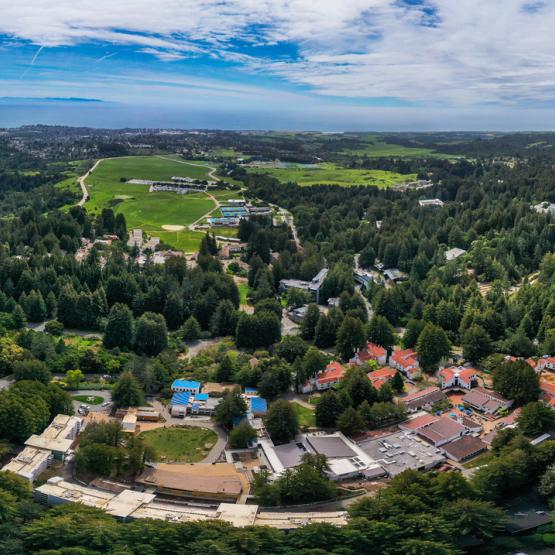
247, 162, 416, 188
84, 156, 217, 252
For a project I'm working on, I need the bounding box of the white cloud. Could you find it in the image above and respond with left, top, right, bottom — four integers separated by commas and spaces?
2, 0, 555, 104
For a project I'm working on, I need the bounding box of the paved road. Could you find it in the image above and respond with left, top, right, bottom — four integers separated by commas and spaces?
151, 400, 228, 463
77, 159, 104, 207
71, 389, 112, 414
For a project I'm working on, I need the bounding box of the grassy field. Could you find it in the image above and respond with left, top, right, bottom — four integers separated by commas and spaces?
138, 426, 217, 463
293, 401, 316, 428
247, 162, 416, 188
341, 135, 438, 158
85, 156, 217, 252
237, 281, 250, 306
72, 395, 104, 405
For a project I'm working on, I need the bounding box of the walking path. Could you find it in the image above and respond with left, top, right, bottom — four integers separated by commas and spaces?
77, 159, 104, 206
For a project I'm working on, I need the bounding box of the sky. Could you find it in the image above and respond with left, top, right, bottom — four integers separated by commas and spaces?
2, 0, 555, 130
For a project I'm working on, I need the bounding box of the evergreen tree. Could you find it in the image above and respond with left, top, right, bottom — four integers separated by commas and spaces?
216, 353, 235, 382
180, 316, 201, 341
336, 316, 366, 361
462, 324, 492, 362
391, 371, 404, 393
103, 303, 134, 349
134, 312, 168, 356
337, 406, 364, 436
265, 400, 298, 443
416, 323, 451, 372
301, 303, 320, 341
315, 390, 343, 428
367, 315, 396, 351
210, 299, 238, 337
112, 370, 144, 407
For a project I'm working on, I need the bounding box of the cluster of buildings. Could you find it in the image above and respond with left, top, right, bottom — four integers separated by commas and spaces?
209, 201, 272, 227
418, 198, 444, 207
128, 175, 216, 192
279, 267, 329, 304
75, 234, 119, 263
169, 379, 222, 417
127, 228, 184, 265
2, 414, 83, 482
35, 476, 347, 528
532, 201, 555, 216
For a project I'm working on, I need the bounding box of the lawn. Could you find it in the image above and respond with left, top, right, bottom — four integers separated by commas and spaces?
237, 281, 250, 306
293, 402, 316, 428
84, 156, 218, 252
72, 395, 104, 405
247, 162, 416, 189
138, 426, 217, 463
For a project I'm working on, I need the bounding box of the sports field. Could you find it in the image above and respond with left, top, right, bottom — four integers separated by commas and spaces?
84, 156, 218, 252
247, 162, 416, 188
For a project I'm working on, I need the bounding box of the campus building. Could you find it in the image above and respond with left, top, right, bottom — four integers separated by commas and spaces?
390, 349, 421, 381
24, 414, 83, 461
279, 268, 329, 304
438, 366, 478, 390
301, 361, 345, 393
350, 342, 387, 366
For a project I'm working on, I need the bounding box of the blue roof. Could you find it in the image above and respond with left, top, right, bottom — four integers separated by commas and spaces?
172, 379, 201, 390
192, 403, 200, 410
171, 392, 191, 406
195, 393, 209, 401
250, 396, 267, 414
244, 387, 258, 394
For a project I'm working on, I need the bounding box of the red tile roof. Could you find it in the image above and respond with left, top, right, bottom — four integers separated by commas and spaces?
402, 386, 442, 403
400, 413, 439, 430
540, 380, 555, 397
368, 367, 397, 380
391, 349, 419, 369
317, 361, 345, 385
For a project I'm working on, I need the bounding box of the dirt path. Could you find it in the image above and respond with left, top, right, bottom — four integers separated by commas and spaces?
77, 158, 104, 206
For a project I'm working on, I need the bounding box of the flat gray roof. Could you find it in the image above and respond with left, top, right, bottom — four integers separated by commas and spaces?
359, 431, 445, 477
306, 436, 357, 458
273, 443, 305, 469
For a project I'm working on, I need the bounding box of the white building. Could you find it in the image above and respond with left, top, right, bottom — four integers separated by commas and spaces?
1, 447, 51, 482
25, 415, 82, 461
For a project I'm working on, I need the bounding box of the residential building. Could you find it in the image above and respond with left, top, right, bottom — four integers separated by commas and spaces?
287, 305, 308, 324
441, 436, 487, 462
390, 349, 421, 381
401, 386, 447, 413
367, 367, 397, 389
127, 229, 143, 248
540, 380, 555, 408
350, 342, 387, 366
353, 269, 373, 289
537, 356, 555, 372
301, 361, 345, 393
532, 201, 555, 216
438, 366, 478, 390
171, 379, 201, 394
461, 387, 512, 415
444, 247, 467, 261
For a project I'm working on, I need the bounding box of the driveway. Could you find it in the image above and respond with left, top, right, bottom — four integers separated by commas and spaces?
151, 399, 228, 463
71, 389, 112, 414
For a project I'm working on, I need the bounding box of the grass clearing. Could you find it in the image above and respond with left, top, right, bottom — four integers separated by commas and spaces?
247, 162, 416, 189
72, 395, 104, 405
237, 281, 250, 306
139, 426, 217, 463
293, 401, 316, 428
85, 156, 217, 252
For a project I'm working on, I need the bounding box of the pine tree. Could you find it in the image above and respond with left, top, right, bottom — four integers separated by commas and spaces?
104, 303, 134, 349
112, 371, 144, 408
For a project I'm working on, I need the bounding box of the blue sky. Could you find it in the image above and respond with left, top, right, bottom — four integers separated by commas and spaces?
1, 0, 555, 130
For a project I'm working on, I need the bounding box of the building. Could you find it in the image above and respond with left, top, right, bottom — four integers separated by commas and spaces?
353, 269, 374, 289
303, 433, 383, 481
122, 413, 137, 433
399, 414, 467, 447
390, 349, 421, 381
419, 198, 444, 207
383, 268, 409, 283
170, 391, 221, 417
248, 206, 272, 218
540, 380, 555, 408
301, 361, 345, 393
350, 342, 387, 366
287, 305, 308, 324
438, 366, 478, 390
533, 201, 555, 216
401, 386, 447, 413
115, 407, 160, 422
127, 229, 143, 248
171, 379, 201, 395
2, 447, 51, 482
367, 367, 397, 389
249, 397, 268, 417
35, 476, 347, 529
537, 356, 555, 372
461, 387, 512, 415
137, 463, 248, 502
279, 268, 329, 304
359, 431, 445, 477
444, 247, 467, 261
25, 415, 83, 461
441, 436, 487, 462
